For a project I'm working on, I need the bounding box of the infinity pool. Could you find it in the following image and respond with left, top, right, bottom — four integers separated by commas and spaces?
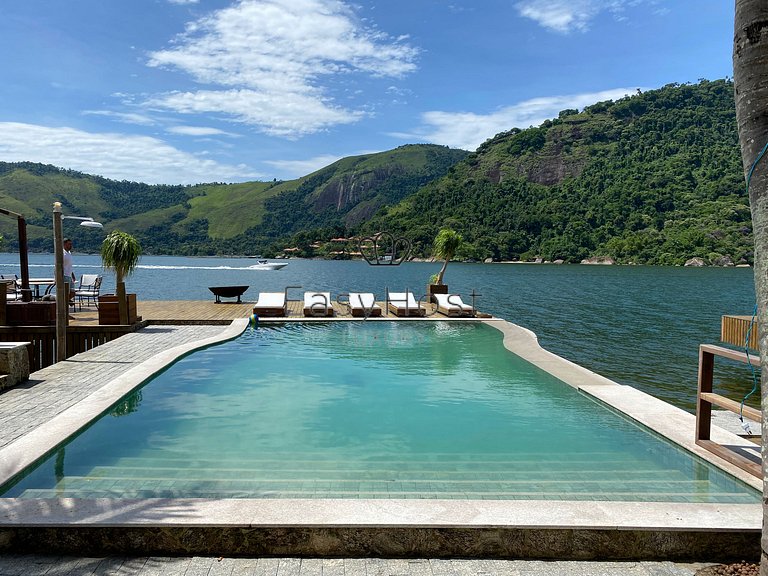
1, 322, 759, 502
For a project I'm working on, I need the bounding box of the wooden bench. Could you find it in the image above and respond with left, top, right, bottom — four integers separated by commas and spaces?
696, 343, 762, 478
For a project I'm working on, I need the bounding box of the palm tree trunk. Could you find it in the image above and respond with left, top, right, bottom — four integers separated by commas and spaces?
733, 2, 768, 572
436, 260, 449, 285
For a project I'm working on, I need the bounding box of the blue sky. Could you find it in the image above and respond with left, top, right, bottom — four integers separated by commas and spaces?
0, 0, 734, 184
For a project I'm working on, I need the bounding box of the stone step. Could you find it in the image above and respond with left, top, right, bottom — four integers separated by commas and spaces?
78, 464, 690, 483
18, 483, 748, 503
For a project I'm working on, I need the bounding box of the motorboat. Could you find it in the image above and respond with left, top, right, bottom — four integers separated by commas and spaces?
247, 259, 288, 270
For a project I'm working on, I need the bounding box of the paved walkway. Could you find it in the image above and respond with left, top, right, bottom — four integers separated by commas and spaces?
0, 555, 709, 575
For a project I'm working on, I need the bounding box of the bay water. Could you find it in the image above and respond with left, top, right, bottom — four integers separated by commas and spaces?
0, 252, 757, 412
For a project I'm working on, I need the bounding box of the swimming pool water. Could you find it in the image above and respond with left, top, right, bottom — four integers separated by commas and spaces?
1, 322, 759, 502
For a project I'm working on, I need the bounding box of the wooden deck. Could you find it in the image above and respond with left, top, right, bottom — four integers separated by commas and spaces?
66, 300, 492, 325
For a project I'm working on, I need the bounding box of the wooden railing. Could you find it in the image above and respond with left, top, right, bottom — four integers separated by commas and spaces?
695, 343, 762, 478
0, 324, 144, 372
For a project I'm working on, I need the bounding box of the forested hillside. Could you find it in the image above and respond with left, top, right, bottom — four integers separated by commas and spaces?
0, 145, 467, 254
366, 79, 751, 265
0, 79, 753, 265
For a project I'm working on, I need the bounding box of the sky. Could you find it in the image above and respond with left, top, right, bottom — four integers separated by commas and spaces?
0, 0, 735, 185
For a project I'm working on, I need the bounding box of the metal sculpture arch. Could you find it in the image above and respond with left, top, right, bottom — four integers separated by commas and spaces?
358, 232, 412, 266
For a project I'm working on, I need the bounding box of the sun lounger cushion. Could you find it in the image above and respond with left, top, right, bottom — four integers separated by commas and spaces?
387, 291, 425, 317
349, 292, 382, 317
253, 292, 286, 317
304, 292, 334, 317
434, 293, 474, 317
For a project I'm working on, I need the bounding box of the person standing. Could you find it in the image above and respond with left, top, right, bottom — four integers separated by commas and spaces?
62, 237, 76, 297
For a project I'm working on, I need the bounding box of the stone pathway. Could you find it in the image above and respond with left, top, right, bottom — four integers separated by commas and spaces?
0, 325, 225, 450
0, 555, 709, 575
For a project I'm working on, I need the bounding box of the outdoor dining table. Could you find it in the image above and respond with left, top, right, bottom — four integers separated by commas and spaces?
28, 278, 55, 300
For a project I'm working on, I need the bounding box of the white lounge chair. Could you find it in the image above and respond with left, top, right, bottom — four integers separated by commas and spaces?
304, 291, 334, 317
349, 292, 382, 317
386, 291, 426, 317
252, 292, 287, 317
434, 293, 475, 317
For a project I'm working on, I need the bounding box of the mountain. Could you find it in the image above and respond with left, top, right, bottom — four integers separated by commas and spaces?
366, 79, 752, 265
0, 79, 753, 265
0, 144, 468, 255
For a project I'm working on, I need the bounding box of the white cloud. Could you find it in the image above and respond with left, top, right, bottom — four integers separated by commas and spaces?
166, 125, 238, 136
168, 0, 200, 5
146, 0, 418, 138
515, 0, 648, 33
397, 88, 640, 151
81, 110, 157, 126
0, 122, 261, 184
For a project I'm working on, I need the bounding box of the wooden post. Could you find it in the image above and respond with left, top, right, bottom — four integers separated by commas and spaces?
696, 346, 714, 442
53, 203, 67, 362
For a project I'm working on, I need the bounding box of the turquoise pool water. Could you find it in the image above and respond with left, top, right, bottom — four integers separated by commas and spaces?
1, 322, 759, 502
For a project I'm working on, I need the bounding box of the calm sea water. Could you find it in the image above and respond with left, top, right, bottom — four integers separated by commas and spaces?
0, 253, 757, 411
3, 322, 757, 502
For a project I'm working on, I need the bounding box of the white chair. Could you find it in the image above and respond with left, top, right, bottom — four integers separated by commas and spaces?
434, 293, 475, 317
303, 292, 334, 317
252, 292, 287, 317
386, 291, 426, 317
75, 274, 102, 310
349, 292, 382, 317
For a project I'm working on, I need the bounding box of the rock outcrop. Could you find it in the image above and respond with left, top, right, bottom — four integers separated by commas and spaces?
581, 257, 615, 265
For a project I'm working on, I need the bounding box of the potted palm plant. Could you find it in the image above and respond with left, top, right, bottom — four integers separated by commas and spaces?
427, 228, 463, 298
99, 230, 142, 325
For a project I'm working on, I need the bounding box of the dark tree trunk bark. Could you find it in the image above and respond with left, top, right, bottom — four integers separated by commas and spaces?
733, 2, 768, 573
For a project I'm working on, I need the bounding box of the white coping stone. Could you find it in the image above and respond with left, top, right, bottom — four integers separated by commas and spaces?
0, 317, 761, 534
0, 498, 759, 531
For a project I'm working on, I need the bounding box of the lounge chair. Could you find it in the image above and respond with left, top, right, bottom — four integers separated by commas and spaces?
434, 293, 475, 317
349, 292, 382, 317
252, 292, 287, 317
386, 291, 426, 317
304, 291, 334, 317
75, 274, 102, 310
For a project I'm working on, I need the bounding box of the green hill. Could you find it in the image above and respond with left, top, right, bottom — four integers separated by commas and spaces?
0, 144, 468, 255
0, 79, 753, 265
367, 79, 751, 265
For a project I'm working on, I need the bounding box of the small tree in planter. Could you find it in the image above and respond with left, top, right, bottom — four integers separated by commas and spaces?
428, 228, 463, 297
101, 230, 141, 324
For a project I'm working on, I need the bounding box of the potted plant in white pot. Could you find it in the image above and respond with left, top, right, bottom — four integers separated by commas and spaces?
100, 230, 141, 325
427, 228, 463, 298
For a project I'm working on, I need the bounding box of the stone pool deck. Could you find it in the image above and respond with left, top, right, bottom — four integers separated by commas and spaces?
0, 318, 761, 562
0, 554, 716, 575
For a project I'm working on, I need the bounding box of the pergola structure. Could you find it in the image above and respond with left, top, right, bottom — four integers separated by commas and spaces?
0, 207, 30, 301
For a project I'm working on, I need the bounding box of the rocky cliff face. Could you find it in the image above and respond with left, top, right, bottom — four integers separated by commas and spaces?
312, 168, 391, 211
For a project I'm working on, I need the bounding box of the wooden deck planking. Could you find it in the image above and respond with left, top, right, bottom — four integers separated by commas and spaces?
67, 300, 491, 324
